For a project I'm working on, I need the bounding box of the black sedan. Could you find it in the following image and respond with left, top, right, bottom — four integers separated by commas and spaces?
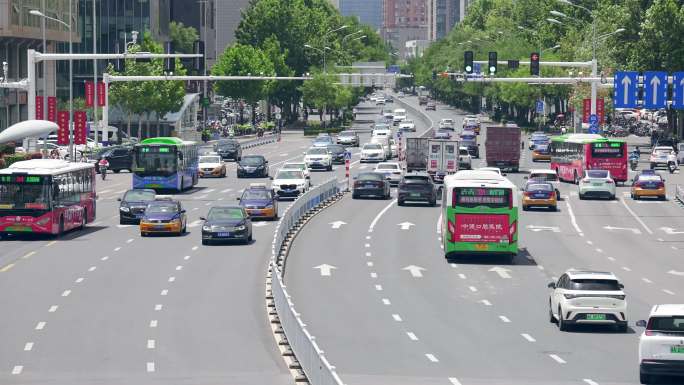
352, 172, 391, 199
327, 144, 346, 164
397, 173, 437, 206
237, 155, 269, 178
200, 206, 253, 245
118, 189, 157, 224
215, 139, 242, 161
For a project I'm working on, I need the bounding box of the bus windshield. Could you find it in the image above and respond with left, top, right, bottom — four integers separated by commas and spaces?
453, 187, 510, 208
0, 181, 51, 210
135, 147, 178, 176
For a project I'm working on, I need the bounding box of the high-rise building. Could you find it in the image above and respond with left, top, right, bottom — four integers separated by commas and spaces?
170, 0, 217, 68
382, 0, 427, 57
215, 0, 250, 57
0, 0, 80, 130
427, 0, 472, 41
339, 0, 383, 31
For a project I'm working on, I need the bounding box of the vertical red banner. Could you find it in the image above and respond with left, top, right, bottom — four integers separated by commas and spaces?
35, 96, 44, 120
47, 96, 57, 122
596, 98, 605, 124
97, 82, 106, 106
582, 98, 591, 123
73, 111, 87, 145
85, 81, 95, 107
57, 111, 70, 145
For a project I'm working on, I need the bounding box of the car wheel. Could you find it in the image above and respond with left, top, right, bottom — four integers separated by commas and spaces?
550, 205, 557, 212
113, 169, 121, 173
640, 372, 653, 384
549, 302, 556, 323
327, 165, 333, 171
430, 199, 437, 207
522, 205, 528, 211
610, 194, 616, 200
397, 200, 404, 206
352, 193, 359, 199
633, 194, 639, 200
141, 232, 147, 237
579, 193, 585, 200
616, 323, 628, 333
558, 307, 568, 331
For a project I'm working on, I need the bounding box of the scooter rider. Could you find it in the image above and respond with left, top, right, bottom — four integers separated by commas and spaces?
98, 157, 110, 180
629, 149, 640, 170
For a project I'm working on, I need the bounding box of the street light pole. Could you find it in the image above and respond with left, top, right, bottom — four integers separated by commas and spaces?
41, 0, 47, 157
93, 0, 99, 145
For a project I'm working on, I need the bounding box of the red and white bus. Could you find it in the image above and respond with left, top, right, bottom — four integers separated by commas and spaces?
0, 159, 96, 236
549, 134, 628, 184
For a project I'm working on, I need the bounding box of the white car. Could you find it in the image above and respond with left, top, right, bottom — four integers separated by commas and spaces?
37, 142, 68, 159
527, 169, 561, 198
198, 155, 226, 178
548, 270, 627, 332
280, 161, 310, 179
650, 146, 677, 169
303, 147, 333, 171
271, 169, 310, 200
389, 139, 398, 158
578, 169, 616, 200
373, 162, 403, 185
458, 147, 472, 170
398, 120, 416, 132
392, 109, 407, 125
376, 97, 385, 105
361, 143, 386, 162
637, 304, 684, 384
371, 128, 392, 139
439, 118, 455, 130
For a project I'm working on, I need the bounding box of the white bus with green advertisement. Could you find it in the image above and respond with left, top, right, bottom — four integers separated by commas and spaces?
442, 170, 519, 260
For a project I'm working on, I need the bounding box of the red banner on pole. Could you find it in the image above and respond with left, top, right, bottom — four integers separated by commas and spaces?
73, 111, 87, 145
48, 96, 57, 122
582, 98, 605, 124
596, 98, 605, 124
85, 81, 95, 107
36, 96, 44, 120
582, 98, 591, 123
97, 82, 106, 107
57, 111, 70, 145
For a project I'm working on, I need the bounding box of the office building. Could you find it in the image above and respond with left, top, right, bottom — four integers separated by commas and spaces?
339, 0, 383, 31
215, 0, 250, 57
427, 0, 472, 41
382, 0, 427, 57
170, 0, 216, 68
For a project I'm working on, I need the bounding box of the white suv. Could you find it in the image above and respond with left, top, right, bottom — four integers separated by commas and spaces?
548, 270, 627, 332
637, 304, 684, 384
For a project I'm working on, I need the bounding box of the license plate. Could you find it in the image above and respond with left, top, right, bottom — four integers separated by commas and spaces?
533, 194, 548, 199
592, 183, 603, 187
5, 226, 31, 232
586, 314, 606, 321
216, 232, 231, 237
155, 224, 166, 230
474, 244, 489, 251
251, 210, 262, 215
135, 214, 144, 218
410, 193, 421, 197
671, 345, 684, 354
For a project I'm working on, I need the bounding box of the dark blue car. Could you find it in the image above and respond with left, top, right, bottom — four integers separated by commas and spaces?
200, 206, 253, 245
118, 189, 156, 224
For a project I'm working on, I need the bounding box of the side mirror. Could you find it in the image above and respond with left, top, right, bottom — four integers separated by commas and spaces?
502, 173, 508, 176
269, 176, 273, 180
180, 209, 186, 213
547, 282, 556, 289
117, 198, 122, 201
636, 320, 647, 328
306, 175, 311, 179
618, 283, 625, 289
236, 197, 241, 200
199, 216, 206, 221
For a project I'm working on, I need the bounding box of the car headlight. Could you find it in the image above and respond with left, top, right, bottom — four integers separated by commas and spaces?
171, 218, 181, 224
202, 225, 211, 231
120, 206, 130, 212
265, 202, 274, 208
235, 225, 246, 231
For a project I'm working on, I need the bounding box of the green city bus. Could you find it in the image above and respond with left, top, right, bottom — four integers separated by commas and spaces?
442, 170, 519, 259
133, 137, 199, 191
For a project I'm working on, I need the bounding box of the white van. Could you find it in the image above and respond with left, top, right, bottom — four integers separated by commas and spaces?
392, 109, 407, 125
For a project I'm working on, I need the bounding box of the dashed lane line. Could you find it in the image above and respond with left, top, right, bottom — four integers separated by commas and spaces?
149, 320, 158, 328
375, 285, 383, 291
549, 354, 566, 364
0, 263, 15, 272
146, 362, 155, 373
521, 333, 536, 342
406, 332, 418, 341
382, 298, 391, 305
620, 198, 654, 234
370, 272, 377, 278
481, 300, 492, 306
663, 289, 676, 295
147, 339, 156, 349
499, 316, 511, 323
155, 304, 163, 311
61, 290, 71, 297
48, 305, 58, 313
468, 286, 478, 292
583, 379, 599, 385
11, 365, 23, 375
642, 278, 653, 284
425, 354, 439, 363
75, 277, 84, 283
21, 251, 35, 259
448, 378, 463, 385
160, 289, 168, 296
35, 321, 46, 330
24, 342, 34, 351
392, 314, 403, 322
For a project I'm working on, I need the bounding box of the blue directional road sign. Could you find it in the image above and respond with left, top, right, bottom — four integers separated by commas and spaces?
588, 114, 599, 134
535, 100, 544, 113
474, 63, 481, 74
613, 71, 639, 108
673, 72, 684, 110
643, 71, 668, 109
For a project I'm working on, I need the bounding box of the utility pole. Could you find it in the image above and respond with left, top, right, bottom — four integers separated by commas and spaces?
93, 0, 99, 145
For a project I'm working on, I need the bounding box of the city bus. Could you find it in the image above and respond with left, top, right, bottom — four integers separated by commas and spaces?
0, 159, 96, 236
133, 137, 199, 191
549, 134, 628, 184
442, 170, 519, 259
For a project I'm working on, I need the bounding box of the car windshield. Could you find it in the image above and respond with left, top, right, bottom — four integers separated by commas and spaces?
240, 156, 264, 166
146, 203, 178, 214
123, 190, 156, 202
199, 156, 221, 164
339, 131, 354, 136
307, 148, 328, 155
459, 149, 469, 155
327, 145, 344, 153
314, 138, 332, 144
586, 170, 609, 179
358, 173, 383, 181
402, 120, 413, 124
648, 316, 684, 332
364, 144, 382, 150
276, 171, 303, 179
526, 183, 553, 191
208, 207, 245, 220
530, 173, 558, 182
377, 164, 398, 170
637, 175, 662, 182
442, 119, 453, 124
241, 189, 271, 200
568, 279, 620, 291
402, 176, 430, 184
217, 141, 237, 148
282, 163, 305, 171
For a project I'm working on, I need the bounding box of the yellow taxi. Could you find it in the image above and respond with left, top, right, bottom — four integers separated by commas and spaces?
631, 171, 666, 200
198, 154, 226, 178
522, 181, 557, 211
237, 183, 279, 220
140, 198, 187, 236
532, 144, 551, 162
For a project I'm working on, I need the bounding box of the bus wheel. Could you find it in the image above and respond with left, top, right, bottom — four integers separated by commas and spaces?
58, 217, 65, 236
80, 210, 87, 230
180, 178, 185, 191
573, 172, 579, 185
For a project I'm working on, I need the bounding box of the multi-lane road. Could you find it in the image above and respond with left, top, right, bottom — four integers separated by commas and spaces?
284, 95, 684, 385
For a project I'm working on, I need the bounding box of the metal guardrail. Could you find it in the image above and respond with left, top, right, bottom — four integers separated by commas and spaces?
269, 178, 344, 385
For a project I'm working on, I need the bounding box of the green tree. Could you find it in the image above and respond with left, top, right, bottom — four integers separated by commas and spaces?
169, 21, 199, 53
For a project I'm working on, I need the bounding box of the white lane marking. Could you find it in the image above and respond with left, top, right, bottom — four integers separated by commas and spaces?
521, 333, 536, 342
75, 277, 84, 283
481, 300, 492, 306
205, 189, 216, 193
673, 246, 679, 250
499, 316, 511, 323
367, 261, 373, 267
176, 265, 183, 271
370, 272, 378, 278
375, 284, 383, 291
35, 322, 46, 330
364, 243, 370, 248
382, 298, 391, 305
188, 220, 203, 228
24, 342, 34, 351
583, 379, 599, 385
205, 202, 211, 206
596, 248, 603, 253
101, 256, 109, 261
114, 247, 121, 251
194, 194, 208, 200
146, 362, 155, 373
149, 320, 158, 328
116, 224, 132, 228
366, 235, 371, 240
155, 304, 163, 311
621, 198, 654, 234
392, 314, 403, 322
160, 289, 168, 296
48, 305, 58, 313
126, 238, 134, 243
184, 255, 191, 260
365, 252, 372, 257
221, 188, 232, 193
450, 263, 457, 268
280, 153, 289, 157
622, 267, 632, 271
217, 197, 224, 201
657, 238, 664, 242
565, 199, 584, 236
458, 273, 466, 279
88, 266, 96, 272
437, 212, 443, 234
46, 241, 57, 247
549, 354, 566, 364
663, 289, 676, 295
425, 353, 439, 362
468, 286, 478, 292
168, 276, 176, 282
368, 199, 397, 232
147, 339, 156, 349
99, 189, 112, 194
448, 378, 463, 385
586, 240, 593, 245
114, 189, 127, 194
407, 332, 418, 341
21, 251, 35, 259
193, 207, 199, 211
607, 256, 616, 261
191, 246, 199, 251
11, 366, 23, 375
642, 278, 653, 284
61, 290, 71, 297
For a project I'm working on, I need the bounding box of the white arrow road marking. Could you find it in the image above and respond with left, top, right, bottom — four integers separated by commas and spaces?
188, 220, 203, 228
650, 75, 661, 105
329, 220, 347, 229
526, 225, 560, 233
621, 75, 632, 105
489, 266, 512, 279
603, 225, 641, 235
402, 265, 425, 277
313, 264, 337, 276
397, 221, 415, 230
668, 270, 684, 277
661, 227, 684, 235
253, 221, 269, 227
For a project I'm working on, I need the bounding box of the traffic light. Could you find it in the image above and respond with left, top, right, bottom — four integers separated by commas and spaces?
464, 51, 474, 74
164, 42, 175, 74
530, 52, 540, 76
488, 51, 497, 75
432, 71, 437, 80
194, 40, 205, 74
507, 60, 519, 70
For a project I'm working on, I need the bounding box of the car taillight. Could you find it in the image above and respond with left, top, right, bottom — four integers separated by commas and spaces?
581, 179, 590, 184
353, 181, 361, 188
606, 179, 614, 184
564, 294, 580, 299
523, 191, 532, 197
656, 182, 665, 188
607, 295, 625, 300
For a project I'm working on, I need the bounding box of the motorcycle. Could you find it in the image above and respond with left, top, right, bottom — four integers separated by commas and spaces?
630, 158, 639, 171
668, 161, 677, 174
100, 165, 108, 180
